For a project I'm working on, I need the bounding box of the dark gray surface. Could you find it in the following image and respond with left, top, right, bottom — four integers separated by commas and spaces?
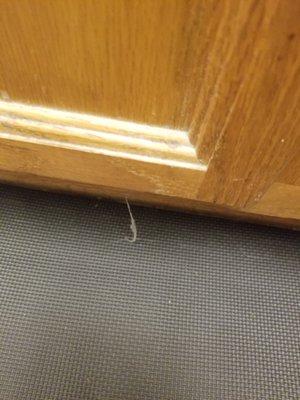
0, 184, 299, 400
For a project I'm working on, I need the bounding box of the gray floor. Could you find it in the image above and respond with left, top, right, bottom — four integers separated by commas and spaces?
0, 184, 299, 400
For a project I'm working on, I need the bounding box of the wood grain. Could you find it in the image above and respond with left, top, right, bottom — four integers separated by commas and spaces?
247, 183, 300, 220
0, 100, 204, 169
0, 0, 202, 131
194, 0, 300, 208
1, 169, 298, 230
0, 0, 299, 226
0, 101, 298, 228
0, 103, 205, 200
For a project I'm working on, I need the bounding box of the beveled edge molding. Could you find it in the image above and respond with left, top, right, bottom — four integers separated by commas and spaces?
0, 100, 206, 171
0, 100, 206, 201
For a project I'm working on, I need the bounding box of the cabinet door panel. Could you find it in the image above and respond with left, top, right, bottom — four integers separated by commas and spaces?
0, 0, 299, 227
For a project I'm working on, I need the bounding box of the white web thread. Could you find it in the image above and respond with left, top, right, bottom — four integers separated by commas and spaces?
125, 198, 137, 243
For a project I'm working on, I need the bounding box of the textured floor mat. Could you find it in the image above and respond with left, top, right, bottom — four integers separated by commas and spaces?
0, 184, 299, 399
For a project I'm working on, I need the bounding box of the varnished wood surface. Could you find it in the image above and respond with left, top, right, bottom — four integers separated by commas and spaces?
0, 101, 298, 227
195, 0, 300, 209
0, 1, 299, 226
0, 136, 204, 201
0, 0, 203, 131
247, 183, 300, 221
0, 101, 203, 169
0, 169, 298, 230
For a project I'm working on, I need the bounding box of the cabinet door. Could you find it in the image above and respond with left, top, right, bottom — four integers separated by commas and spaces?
0, 1, 299, 227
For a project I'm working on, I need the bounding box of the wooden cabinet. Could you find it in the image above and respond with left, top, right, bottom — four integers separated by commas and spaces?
0, 1, 299, 227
